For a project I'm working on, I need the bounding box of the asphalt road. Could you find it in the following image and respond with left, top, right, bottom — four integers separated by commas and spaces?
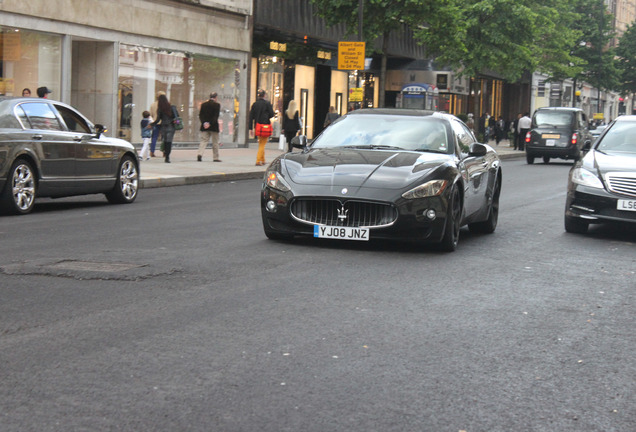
1, 159, 635, 431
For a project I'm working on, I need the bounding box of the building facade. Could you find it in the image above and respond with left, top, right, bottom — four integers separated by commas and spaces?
0, 0, 252, 146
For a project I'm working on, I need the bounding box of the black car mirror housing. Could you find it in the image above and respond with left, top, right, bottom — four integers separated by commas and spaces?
468, 143, 488, 157
291, 135, 308, 150
94, 124, 107, 138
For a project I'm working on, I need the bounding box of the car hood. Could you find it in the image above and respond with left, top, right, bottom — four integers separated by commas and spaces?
587, 150, 636, 175
281, 148, 450, 189
101, 135, 135, 150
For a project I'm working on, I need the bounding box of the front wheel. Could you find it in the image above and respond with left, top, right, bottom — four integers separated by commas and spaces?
1, 159, 37, 215
438, 185, 461, 252
106, 155, 139, 204
564, 214, 589, 234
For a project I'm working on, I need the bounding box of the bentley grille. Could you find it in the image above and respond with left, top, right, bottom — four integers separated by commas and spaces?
606, 173, 636, 198
290, 199, 398, 228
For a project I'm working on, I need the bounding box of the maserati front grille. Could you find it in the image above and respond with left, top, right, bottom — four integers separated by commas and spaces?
290, 199, 397, 228
606, 173, 636, 198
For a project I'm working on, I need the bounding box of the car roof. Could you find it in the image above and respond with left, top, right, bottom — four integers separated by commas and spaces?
346, 108, 438, 117
534, 107, 582, 112
614, 115, 636, 123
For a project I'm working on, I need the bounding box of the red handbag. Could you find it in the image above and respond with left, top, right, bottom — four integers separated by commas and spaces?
255, 122, 273, 137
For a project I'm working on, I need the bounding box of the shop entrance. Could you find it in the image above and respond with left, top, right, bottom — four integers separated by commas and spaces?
313, 64, 331, 137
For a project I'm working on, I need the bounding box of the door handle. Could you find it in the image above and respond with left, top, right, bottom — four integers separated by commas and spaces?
32, 134, 43, 140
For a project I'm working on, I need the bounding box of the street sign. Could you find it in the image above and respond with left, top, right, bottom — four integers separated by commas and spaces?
338, 41, 365, 70
349, 88, 363, 102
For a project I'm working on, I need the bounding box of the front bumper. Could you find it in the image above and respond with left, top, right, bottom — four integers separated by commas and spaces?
566, 183, 636, 224
261, 186, 451, 243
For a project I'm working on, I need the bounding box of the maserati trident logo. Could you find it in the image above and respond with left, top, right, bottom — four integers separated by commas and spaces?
337, 204, 349, 221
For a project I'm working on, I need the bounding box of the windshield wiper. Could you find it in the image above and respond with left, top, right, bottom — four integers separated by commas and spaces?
343, 145, 404, 150
413, 148, 446, 154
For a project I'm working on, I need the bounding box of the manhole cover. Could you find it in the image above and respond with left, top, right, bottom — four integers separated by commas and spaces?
48, 260, 143, 272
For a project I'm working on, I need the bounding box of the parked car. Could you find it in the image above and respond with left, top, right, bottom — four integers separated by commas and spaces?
525, 107, 593, 164
565, 115, 636, 233
590, 124, 608, 142
261, 109, 502, 251
0, 97, 139, 215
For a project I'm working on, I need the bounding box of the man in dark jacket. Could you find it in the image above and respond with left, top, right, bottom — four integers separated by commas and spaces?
249, 89, 275, 166
198, 92, 221, 162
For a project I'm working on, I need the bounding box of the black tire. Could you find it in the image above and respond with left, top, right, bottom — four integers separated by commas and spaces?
264, 227, 294, 241
564, 214, 589, 234
543, 156, 550, 164
1, 159, 37, 215
526, 154, 535, 164
469, 176, 500, 234
438, 185, 461, 252
106, 155, 139, 204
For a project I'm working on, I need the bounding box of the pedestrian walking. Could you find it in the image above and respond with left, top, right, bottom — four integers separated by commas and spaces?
198, 92, 221, 162
36, 87, 51, 98
149, 91, 165, 157
512, 113, 521, 150
249, 89, 275, 166
22, 88, 31, 97
495, 116, 505, 145
518, 112, 531, 151
139, 110, 152, 161
466, 113, 475, 135
152, 94, 177, 163
323, 106, 340, 128
282, 100, 301, 153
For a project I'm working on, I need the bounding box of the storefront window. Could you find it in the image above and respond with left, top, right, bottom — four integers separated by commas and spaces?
118, 44, 240, 144
0, 27, 61, 97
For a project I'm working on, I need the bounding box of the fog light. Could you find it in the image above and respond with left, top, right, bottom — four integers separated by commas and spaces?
266, 200, 277, 212
425, 209, 436, 220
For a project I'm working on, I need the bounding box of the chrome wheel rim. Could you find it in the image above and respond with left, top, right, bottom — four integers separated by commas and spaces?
12, 163, 35, 211
120, 159, 138, 201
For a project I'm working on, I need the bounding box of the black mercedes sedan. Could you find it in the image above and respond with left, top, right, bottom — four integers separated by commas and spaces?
261, 109, 502, 251
0, 97, 139, 215
565, 115, 636, 233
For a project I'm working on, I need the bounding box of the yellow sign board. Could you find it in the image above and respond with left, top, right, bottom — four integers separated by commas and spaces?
349, 87, 363, 102
338, 41, 365, 71
593, 113, 604, 120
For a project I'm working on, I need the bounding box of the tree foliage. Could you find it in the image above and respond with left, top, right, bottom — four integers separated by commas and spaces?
616, 24, 636, 94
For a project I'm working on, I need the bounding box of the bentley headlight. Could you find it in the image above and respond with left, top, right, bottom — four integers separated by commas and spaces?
402, 179, 448, 199
265, 170, 291, 192
570, 167, 603, 189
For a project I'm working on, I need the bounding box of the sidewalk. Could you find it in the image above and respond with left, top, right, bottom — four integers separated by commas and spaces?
139, 139, 524, 189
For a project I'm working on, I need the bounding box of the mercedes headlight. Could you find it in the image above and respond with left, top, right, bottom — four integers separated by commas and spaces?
402, 180, 448, 199
570, 167, 603, 189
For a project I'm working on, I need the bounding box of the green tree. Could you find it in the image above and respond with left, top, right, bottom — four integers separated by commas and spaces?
615, 23, 636, 113
310, 0, 463, 107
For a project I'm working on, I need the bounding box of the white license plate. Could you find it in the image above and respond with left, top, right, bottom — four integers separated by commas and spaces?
546, 139, 556, 146
617, 199, 636, 212
314, 225, 369, 241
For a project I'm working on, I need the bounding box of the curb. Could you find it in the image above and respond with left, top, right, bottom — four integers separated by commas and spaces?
140, 171, 266, 189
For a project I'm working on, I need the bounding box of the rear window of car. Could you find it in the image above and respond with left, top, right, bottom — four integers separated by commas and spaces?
17, 102, 63, 131
534, 111, 574, 127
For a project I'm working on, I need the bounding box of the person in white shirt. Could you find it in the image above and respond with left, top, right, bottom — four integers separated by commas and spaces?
517, 113, 532, 151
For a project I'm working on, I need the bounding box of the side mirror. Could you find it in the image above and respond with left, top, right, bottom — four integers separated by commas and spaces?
582, 140, 592, 152
291, 135, 308, 150
468, 143, 488, 157
94, 124, 107, 138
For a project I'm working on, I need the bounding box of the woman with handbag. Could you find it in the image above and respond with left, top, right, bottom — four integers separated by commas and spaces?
282, 100, 301, 153
249, 89, 275, 166
152, 94, 176, 163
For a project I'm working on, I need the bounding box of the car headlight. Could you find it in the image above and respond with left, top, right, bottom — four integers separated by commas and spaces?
265, 170, 291, 192
570, 167, 603, 189
402, 179, 448, 199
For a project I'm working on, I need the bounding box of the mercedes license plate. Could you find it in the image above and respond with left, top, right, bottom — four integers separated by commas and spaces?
314, 225, 369, 241
617, 199, 636, 212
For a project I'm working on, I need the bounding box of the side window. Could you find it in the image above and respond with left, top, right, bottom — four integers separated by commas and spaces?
55, 105, 91, 133
20, 102, 63, 131
450, 119, 475, 152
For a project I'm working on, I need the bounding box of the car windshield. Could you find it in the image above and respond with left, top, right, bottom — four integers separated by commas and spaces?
596, 122, 636, 155
312, 114, 452, 154
534, 111, 573, 127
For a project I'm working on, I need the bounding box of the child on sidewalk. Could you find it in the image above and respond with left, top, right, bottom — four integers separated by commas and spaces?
139, 111, 152, 160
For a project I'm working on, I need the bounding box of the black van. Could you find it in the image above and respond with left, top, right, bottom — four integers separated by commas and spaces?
525, 107, 593, 164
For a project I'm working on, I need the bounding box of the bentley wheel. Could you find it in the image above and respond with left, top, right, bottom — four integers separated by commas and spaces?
438, 185, 461, 252
106, 155, 139, 204
564, 214, 589, 234
1, 159, 37, 215
469, 176, 500, 234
